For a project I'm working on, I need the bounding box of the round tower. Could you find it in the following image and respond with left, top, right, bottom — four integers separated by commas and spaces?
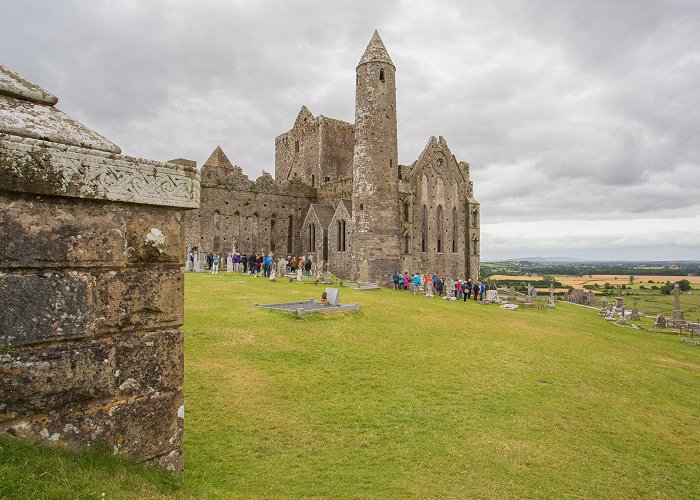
351, 30, 401, 283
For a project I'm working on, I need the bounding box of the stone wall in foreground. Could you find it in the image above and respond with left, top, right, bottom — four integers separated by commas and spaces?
0, 134, 199, 471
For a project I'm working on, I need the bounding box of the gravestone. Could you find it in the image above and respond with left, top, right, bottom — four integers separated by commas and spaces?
615, 285, 624, 309
523, 283, 534, 307
654, 315, 667, 328
630, 299, 640, 321
325, 288, 339, 306
507, 287, 516, 303
358, 260, 370, 283
185, 245, 192, 272
618, 307, 627, 325
194, 250, 202, 272
269, 268, 276, 281
485, 289, 499, 303
671, 283, 685, 324
0, 65, 199, 471
425, 280, 434, 297
444, 277, 455, 299
547, 284, 555, 308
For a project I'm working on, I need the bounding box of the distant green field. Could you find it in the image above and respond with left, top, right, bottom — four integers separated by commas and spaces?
2, 273, 700, 498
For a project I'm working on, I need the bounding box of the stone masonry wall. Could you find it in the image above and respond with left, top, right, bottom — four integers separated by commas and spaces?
0, 133, 199, 471
184, 165, 315, 258
275, 106, 321, 186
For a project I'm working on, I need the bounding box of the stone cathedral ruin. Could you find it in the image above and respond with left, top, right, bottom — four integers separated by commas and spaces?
186, 31, 481, 283
0, 31, 479, 471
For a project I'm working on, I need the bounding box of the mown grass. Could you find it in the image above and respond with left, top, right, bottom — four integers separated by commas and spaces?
2, 272, 700, 498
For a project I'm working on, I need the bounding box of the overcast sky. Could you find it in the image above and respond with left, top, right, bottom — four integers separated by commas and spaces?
2, 0, 699, 261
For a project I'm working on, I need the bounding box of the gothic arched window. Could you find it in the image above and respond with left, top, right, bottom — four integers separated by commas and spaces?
452, 207, 458, 253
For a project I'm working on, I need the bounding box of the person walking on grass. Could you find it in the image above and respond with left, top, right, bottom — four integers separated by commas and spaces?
305, 255, 313, 277
462, 280, 470, 302
211, 253, 220, 275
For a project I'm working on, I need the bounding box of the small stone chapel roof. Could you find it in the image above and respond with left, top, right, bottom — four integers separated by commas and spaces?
309, 203, 336, 228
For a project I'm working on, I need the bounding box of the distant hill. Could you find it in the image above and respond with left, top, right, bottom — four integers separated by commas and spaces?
497, 256, 589, 263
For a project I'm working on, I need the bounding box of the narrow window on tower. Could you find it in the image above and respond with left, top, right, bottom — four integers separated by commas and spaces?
437, 205, 444, 254
311, 174, 315, 187
379, 68, 385, 81
295, 140, 299, 153
421, 205, 427, 253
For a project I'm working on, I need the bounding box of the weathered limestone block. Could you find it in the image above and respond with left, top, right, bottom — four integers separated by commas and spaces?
0, 342, 115, 418
0, 269, 183, 345
115, 329, 184, 396
0, 64, 197, 471
1, 390, 184, 470
0, 194, 185, 268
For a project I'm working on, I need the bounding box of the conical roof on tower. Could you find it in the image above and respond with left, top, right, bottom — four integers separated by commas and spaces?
358, 30, 394, 68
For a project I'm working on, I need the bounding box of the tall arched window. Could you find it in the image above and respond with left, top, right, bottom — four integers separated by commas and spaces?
379, 68, 385, 81
309, 223, 316, 252
251, 213, 259, 251
337, 220, 342, 251
287, 216, 293, 253
452, 207, 458, 253
341, 220, 346, 252
421, 205, 427, 253
437, 205, 444, 253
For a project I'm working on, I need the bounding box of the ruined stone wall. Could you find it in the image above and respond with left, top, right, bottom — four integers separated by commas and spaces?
184, 167, 314, 258
0, 134, 199, 471
318, 118, 354, 181
274, 107, 321, 186
316, 177, 353, 206
399, 139, 479, 280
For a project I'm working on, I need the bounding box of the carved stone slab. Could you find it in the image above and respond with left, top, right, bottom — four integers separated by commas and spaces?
1, 135, 200, 208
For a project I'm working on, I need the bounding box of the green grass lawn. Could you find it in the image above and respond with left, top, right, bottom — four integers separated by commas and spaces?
3, 272, 700, 498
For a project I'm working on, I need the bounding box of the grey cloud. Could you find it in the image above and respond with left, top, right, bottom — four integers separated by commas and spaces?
2, 0, 699, 260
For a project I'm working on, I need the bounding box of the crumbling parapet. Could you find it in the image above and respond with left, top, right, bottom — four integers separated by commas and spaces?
0, 64, 199, 471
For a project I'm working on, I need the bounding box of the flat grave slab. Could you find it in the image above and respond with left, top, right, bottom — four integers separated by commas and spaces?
254, 299, 360, 316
